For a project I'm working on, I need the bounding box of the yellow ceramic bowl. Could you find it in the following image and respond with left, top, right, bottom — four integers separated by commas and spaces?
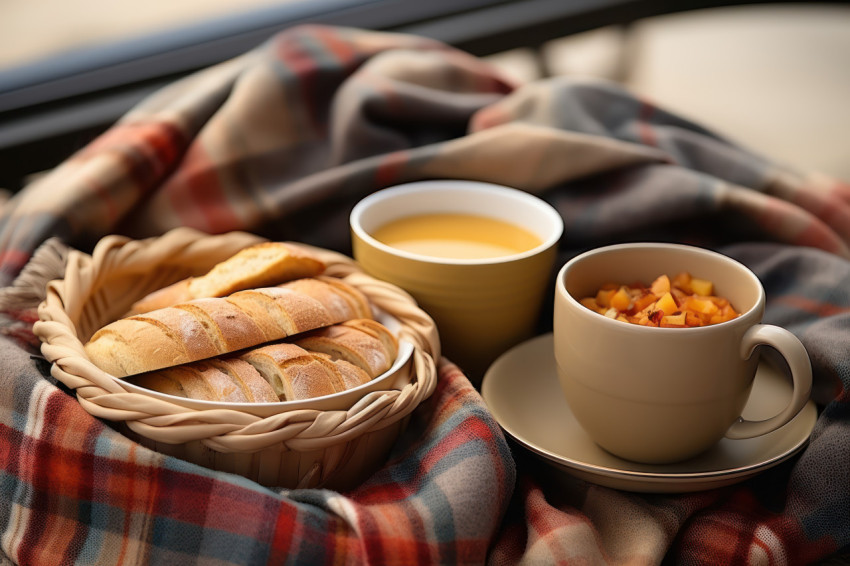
350, 180, 563, 380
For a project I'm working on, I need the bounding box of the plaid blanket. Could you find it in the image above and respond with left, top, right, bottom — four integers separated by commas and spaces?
1, 24, 848, 565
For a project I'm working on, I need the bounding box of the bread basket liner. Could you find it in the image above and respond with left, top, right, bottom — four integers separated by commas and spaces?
34, 227, 440, 487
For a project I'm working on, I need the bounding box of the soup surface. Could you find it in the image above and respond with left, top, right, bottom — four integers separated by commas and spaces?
372, 213, 541, 259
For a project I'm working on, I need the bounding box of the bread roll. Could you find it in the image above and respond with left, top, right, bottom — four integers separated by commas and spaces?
85, 278, 372, 378
128, 241, 326, 315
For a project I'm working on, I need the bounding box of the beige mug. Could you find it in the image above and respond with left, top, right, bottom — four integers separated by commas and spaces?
351, 180, 563, 382
553, 242, 812, 464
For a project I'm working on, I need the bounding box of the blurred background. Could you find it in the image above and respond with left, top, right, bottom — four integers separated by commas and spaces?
1, 0, 848, 186
1, 0, 286, 69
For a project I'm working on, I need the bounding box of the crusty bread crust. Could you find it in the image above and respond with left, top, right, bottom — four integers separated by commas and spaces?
85, 278, 372, 378
238, 343, 341, 401
87, 319, 194, 377
180, 362, 247, 402
128, 279, 192, 316
206, 358, 278, 403
188, 242, 326, 298
131, 359, 278, 403
127, 318, 395, 403
173, 299, 268, 351
323, 355, 372, 390
282, 276, 373, 320
127, 241, 326, 315
339, 319, 400, 363
294, 319, 399, 378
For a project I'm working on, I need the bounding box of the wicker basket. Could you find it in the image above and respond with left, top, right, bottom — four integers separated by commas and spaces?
34, 227, 440, 490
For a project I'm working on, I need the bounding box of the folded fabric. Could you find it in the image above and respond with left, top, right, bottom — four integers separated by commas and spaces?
0, 314, 512, 564
1, 23, 849, 565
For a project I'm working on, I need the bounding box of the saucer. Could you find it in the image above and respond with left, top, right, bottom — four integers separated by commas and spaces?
481, 333, 818, 493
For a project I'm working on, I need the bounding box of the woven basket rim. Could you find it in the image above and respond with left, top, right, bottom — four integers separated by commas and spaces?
34, 227, 440, 454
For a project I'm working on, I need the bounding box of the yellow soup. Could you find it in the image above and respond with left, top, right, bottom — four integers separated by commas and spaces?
372, 213, 542, 259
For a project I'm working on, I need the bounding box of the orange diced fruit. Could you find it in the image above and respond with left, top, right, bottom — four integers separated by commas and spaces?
684, 296, 719, 316
656, 292, 678, 315
609, 286, 632, 311
690, 278, 714, 296
637, 303, 657, 318
650, 274, 670, 295
684, 312, 704, 327
672, 272, 692, 293
648, 310, 664, 326
710, 304, 739, 324
632, 292, 657, 313
671, 288, 690, 305
579, 272, 736, 328
596, 288, 615, 308
661, 312, 687, 327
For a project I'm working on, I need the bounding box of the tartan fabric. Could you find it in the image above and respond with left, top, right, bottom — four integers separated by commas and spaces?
1, 23, 849, 565
1, 335, 508, 565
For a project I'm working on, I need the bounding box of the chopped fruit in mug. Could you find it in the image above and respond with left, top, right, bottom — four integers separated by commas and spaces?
579, 272, 740, 327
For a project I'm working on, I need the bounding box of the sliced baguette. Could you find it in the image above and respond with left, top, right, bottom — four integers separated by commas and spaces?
206, 358, 279, 403
188, 241, 326, 298
127, 241, 326, 315
282, 276, 373, 321
293, 319, 399, 378
237, 343, 345, 401
130, 319, 394, 403
131, 359, 278, 403
322, 355, 373, 390
85, 277, 373, 378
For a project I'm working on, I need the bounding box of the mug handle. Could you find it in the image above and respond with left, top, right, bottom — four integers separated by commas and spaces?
725, 324, 813, 440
